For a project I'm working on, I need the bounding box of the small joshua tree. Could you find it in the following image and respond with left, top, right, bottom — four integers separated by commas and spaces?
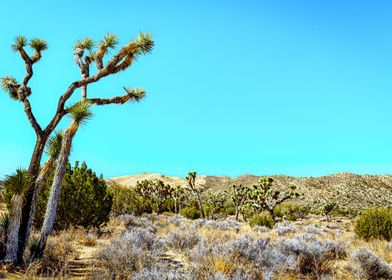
247, 177, 299, 221
186, 172, 205, 219
171, 185, 185, 214
320, 200, 337, 222
135, 179, 173, 214
206, 192, 227, 219
232, 184, 249, 221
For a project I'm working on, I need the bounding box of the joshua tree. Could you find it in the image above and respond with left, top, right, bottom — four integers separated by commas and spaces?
0, 33, 153, 264
171, 185, 185, 214
232, 184, 249, 221
186, 172, 205, 219
32, 101, 93, 259
135, 179, 174, 214
2, 169, 33, 263
320, 199, 337, 222
206, 192, 227, 219
247, 177, 299, 221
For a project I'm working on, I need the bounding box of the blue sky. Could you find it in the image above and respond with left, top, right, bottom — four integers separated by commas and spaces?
1, 0, 392, 178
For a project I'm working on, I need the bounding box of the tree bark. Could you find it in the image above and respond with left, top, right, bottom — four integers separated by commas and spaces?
195, 192, 205, 219
16, 137, 46, 263
5, 195, 23, 263
32, 125, 77, 260
24, 159, 55, 252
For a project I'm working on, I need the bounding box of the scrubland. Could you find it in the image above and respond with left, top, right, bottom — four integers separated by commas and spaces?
6, 213, 392, 280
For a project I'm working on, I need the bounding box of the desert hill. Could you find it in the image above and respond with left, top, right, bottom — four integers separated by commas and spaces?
107, 172, 392, 212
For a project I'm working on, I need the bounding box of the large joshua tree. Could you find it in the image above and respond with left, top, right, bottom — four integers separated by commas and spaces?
32, 101, 93, 259
0, 32, 154, 264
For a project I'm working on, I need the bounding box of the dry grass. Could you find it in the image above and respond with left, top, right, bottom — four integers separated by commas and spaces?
0, 214, 391, 279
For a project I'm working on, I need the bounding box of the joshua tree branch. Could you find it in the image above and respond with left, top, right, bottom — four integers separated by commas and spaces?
19, 95, 43, 136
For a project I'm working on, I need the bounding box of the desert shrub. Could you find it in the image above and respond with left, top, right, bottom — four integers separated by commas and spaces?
278, 236, 347, 277
232, 235, 296, 279
35, 161, 113, 230
26, 237, 79, 277
166, 229, 201, 250
274, 201, 309, 221
180, 206, 201, 220
110, 185, 152, 216
97, 227, 165, 278
355, 208, 392, 240
274, 223, 296, 236
249, 212, 275, 228
353, 248, 392, 279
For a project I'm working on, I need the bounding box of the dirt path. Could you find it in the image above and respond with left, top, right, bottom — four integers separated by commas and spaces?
69, 239, 109, 279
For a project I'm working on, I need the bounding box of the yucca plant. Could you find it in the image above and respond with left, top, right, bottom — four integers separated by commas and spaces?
3, 169, 33, 263
32, 101, 93, 259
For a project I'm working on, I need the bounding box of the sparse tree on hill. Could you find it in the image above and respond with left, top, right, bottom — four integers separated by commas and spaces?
321, 199, 337, 222
0, 33, 153, 264
247, 177, 299, 221
232, 184, 249, 221
186, 172, 205, 219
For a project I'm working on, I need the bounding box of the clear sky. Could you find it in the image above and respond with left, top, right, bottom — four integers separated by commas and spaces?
1, 0, 392, 178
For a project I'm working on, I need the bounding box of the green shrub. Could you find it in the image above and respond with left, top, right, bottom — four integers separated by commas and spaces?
274, 201, 309, 221
355, 208, 392, 240
35, 161, 113, 230
180, 206, 201, 220
249, 212, 275, 228
110, 185, 152, 216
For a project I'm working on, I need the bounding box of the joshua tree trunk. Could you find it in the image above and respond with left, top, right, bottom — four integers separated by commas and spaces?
5, 195, 24, 263
195, 192, 205, 219
25, 158, 56, 250
174, 197, 177, 214
32, 124, 77, 259
235, 208, 240, 221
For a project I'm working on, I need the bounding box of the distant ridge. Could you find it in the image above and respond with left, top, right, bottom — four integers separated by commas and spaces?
107, 173, 392, 212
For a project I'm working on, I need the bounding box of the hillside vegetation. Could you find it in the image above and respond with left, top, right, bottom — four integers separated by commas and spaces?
108, 172, 392, 213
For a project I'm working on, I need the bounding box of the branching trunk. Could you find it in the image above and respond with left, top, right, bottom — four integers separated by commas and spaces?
32, 125, 77, 260
5, 195, 24, 263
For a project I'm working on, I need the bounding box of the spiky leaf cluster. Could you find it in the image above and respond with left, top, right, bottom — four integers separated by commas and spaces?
134, 32, 154, 56
0, 76, 19, 101
124, 87, 146, 102
3, 169, 34, 198
67, 101, 93, 124
100, 33, 118, 53
29, 38, 48, 52
74, 37, 94, 51
11, 36, 27, 52
45, 131, 64, 159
